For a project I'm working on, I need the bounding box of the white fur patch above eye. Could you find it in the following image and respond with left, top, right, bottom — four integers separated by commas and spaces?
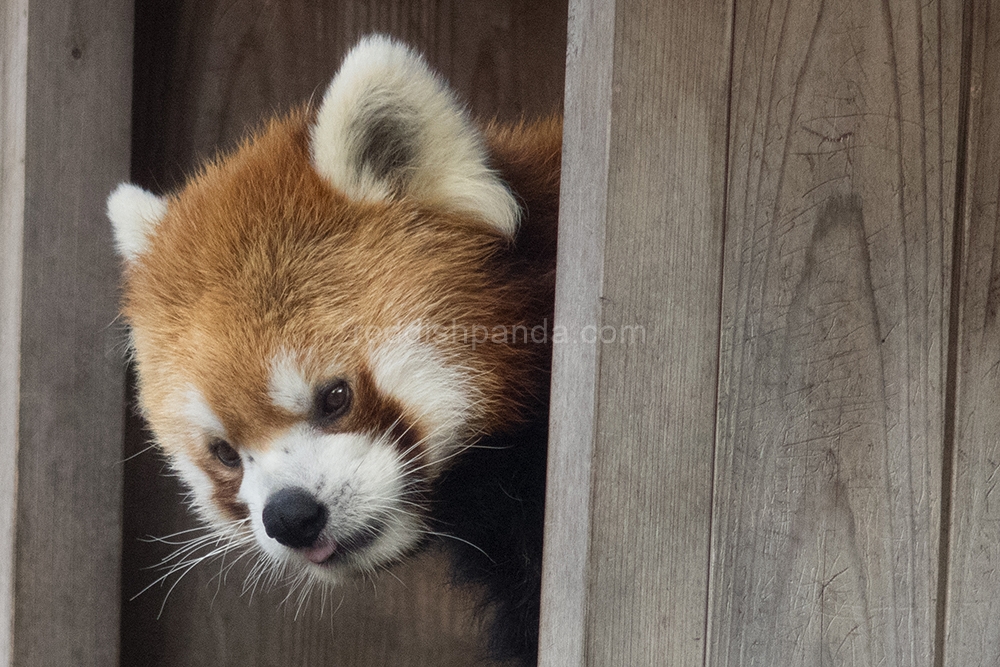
106, 182, 168, 261
159, 386, 230, 523
268, 350, 314, 415
169, 448, 222, 521
310, 35, 519, 237
178, 385, 227, 438
369, 331, 478, 455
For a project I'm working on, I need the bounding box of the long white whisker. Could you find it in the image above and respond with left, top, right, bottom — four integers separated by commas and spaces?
422, 530, 494, 563
132, 518, 256, 616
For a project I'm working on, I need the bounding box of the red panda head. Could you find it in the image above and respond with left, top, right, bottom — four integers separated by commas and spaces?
108, 36, 546, 582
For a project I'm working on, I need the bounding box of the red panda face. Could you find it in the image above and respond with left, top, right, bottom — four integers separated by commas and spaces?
109, 37, 542, 583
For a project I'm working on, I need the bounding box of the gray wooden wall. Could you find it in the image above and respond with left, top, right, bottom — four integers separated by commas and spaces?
3, 0, 1000, 665
540, 0, 998, 665
1, 0, 133, 665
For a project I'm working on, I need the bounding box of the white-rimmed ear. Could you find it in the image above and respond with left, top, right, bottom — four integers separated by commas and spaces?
107, 183, 168, 262
310, 35, 519, 237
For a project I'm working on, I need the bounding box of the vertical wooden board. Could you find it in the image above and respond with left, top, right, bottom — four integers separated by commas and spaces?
709, 0, 960, 665
587, 0, 732, 663
1, 0, 135, 665
120, 1, 567, 665
945, 0, 1000, 663
540, 0, 732, 664
0, 1, 28, 664
537, 0, 615, 662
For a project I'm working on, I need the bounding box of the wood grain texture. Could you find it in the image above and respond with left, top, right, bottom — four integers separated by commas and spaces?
944, 0, 1000, 663
120, 2, 567, 665
708, 0, 961, 665
0, 1, 28, 664
0, 1, 134, 665
539, 0, 732, 664
537, 0, 615, 662
586, 0, 732, 663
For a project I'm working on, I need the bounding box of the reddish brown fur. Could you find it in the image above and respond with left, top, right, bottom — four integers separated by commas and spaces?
123, 108, 562, 518
201, 447, 247, 520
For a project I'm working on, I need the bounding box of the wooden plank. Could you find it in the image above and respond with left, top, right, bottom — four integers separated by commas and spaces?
536, 0, 615, 661
944, 0, 1000, 663
0, 1, 134, 665
708, 0, 961, 665
0, 1, 28, 664
539, 0, 733, 663
120, 2, 567, 665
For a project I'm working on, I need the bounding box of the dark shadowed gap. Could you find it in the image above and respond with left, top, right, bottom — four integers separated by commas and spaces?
935, 0, 976, 665
701, 1, 738, 665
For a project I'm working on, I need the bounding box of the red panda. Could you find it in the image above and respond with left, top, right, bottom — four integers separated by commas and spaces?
108, 36, 560, 665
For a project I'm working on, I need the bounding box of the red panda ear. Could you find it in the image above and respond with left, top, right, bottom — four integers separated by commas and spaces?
106, 183, 168, 262
310, 35, 519, 237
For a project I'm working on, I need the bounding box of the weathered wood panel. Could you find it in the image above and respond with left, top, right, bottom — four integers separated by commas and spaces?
709, 0, 961, 665
944, 0, 1000, 663
0, 1, 134, 665
120, 2, 567, 665
0, 1, 29, 663
536, 0, 615, 660
539, 0, 732, 664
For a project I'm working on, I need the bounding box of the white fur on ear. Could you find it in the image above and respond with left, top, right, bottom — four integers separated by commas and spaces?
311, 35, 519, 237
107, 183, 168, 261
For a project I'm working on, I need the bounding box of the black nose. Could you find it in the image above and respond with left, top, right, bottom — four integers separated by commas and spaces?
261, 488, 328, 548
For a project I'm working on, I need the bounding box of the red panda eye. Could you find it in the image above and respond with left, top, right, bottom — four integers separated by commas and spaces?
210, 439, 241, 468
316, 380, 351, 421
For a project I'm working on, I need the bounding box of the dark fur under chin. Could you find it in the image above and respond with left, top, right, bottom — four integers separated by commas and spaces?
432, 417, 549, 666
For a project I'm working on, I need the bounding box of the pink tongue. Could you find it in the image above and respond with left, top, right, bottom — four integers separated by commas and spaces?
302, 541, 337, 564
